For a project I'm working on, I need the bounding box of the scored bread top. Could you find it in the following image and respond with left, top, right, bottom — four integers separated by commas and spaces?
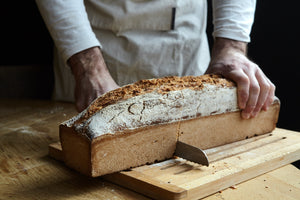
63, 74, 238, 140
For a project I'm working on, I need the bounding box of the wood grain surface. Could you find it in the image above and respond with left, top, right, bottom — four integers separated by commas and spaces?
104, 128, 300, 199
1, 99, 299, 200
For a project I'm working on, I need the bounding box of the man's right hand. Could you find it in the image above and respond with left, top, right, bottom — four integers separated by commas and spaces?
68, 47, 119, 112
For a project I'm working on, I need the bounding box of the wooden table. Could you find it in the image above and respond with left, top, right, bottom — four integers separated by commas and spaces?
1, 99, 299, 200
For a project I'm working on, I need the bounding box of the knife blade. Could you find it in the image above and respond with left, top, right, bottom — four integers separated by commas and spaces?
174, 141, 209, 166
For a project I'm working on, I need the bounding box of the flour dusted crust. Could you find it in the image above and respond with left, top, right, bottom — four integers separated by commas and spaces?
64, 74, 237, 139
59, 74, 280, 177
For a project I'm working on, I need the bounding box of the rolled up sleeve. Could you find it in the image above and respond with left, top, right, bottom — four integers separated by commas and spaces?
212, 0, 256, 42
36, 0, 101, 63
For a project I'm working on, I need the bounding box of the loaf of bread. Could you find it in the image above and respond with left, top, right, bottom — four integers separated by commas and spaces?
59, 74, 280, 177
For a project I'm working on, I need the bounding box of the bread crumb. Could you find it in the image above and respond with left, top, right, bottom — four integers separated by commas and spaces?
229, 185, 237, 189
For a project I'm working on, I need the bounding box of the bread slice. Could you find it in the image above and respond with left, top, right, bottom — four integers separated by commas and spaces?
59, 75, 280, 177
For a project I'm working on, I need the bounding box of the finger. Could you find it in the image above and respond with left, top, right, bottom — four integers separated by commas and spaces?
75, 99, 85, 112
251, 69, 270, 117
262, 80, 275, 110
86, 93, 97, 108
75, 95, 87, 112
75, 84, 91, 112
80, 90, 99, 112
223, 68, 250, 110
241, 68, 260, 119
74, 86, 84, 112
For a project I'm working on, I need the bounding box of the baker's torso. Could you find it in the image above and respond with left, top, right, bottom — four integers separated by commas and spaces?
53, 0, 210, 101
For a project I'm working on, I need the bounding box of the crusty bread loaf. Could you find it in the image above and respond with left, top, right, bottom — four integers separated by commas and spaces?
59, 74, 280, 177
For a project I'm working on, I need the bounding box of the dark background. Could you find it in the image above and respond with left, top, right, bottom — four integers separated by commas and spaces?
0, 1, 299, 166
1, 1, 298, 131
206, 1, 300, 132
0, 1, 54, 99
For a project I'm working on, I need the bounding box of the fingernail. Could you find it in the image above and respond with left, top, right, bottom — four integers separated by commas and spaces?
252, 110, 259, 117
264, 106, 269, 111
242, 112, 250, 119
251, 112, 257, 118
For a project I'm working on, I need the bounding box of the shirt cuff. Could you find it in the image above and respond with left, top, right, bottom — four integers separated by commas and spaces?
212, 0, 256, 43
213, 28, 251, 43
60, 36, 102, 64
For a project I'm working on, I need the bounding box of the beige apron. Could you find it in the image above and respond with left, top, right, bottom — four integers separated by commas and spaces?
53, 0, 210, 102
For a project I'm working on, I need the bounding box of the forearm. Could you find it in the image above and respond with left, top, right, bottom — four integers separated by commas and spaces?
211, 37, 247, 57
35, 0, 101, 63
68, 47, 106, 79
67, 47, 119, 112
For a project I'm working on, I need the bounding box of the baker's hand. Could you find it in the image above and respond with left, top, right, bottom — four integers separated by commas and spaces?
68, 47, 119, 112
205, 38, 275, 119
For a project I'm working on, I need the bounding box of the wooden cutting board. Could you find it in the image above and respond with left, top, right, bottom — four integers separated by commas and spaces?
49, 128, 300, 200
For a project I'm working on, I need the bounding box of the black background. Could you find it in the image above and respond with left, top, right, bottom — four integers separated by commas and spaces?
0, 2, 299, 134
207, 1, 300, 132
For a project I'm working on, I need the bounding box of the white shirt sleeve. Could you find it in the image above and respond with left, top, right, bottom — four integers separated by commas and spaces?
35, 0, 101, 63
212, 0, 257, 42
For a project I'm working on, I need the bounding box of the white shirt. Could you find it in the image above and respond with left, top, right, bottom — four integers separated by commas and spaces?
36, 0, 256, 102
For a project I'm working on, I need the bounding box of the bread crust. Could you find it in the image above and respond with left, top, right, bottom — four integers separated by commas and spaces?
64, 75, 239, 140
59, 75, 280, 177
79, 75, 234, 122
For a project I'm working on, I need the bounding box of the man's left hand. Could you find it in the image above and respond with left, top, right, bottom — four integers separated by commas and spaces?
205, 37, 275, 119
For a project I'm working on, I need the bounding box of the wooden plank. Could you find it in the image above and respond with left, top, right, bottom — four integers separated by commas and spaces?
104, 171, 187, 200
49, 128, 300, 200
0, 100, 150, 200
2, 100, 299, 200
49, 142, 187, 200
203, 165, 300, 200
267, 163, 300, 188
109, 128, 300, 199
48, 142, 64, 162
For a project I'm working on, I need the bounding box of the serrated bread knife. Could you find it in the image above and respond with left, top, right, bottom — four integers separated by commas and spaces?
174, 141, 209, 166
